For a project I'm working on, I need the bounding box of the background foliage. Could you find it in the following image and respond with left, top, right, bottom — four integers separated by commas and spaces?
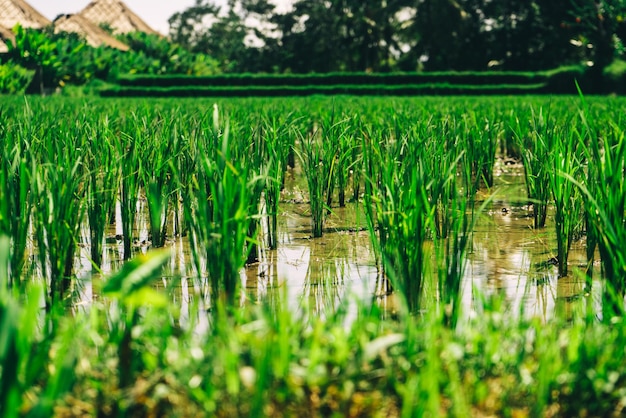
3, 0, 626, 94
169, 0, 626, 75
0, 24, 220, 94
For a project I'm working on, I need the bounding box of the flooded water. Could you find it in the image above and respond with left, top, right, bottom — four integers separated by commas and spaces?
69, 158, 596, 323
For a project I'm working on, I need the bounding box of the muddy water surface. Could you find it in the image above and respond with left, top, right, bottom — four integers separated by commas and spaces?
73, 159, 595, 322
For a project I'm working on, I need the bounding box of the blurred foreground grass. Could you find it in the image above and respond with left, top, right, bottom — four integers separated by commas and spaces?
2, 247, 625, 418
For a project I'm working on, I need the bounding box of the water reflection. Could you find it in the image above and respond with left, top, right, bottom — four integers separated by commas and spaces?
62, 162, 596, 323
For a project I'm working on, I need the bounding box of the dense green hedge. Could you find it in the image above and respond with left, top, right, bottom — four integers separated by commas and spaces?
102, 65, 587, 96
116, 65, 583, 88
101, 82, 551, 97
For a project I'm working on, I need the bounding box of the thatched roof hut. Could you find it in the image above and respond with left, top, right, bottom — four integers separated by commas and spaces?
79, 0, 159, 36
0, 0, 51, 29
53, 14, 130, 51
0, 24, 16, 53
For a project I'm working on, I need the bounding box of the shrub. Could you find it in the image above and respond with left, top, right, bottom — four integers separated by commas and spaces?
0, 62, 35, 94
602, 59, 626, 93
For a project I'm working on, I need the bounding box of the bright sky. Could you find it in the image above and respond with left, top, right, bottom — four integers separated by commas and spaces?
28, 0, 292, 35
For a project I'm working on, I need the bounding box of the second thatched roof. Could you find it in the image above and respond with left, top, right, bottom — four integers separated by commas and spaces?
54, 14, 130, 51
79, 0, 159, 36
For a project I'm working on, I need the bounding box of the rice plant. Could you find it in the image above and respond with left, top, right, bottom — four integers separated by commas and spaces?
321, 114, 356, 208
362, 127, 432, 314
573, 117, 626, 319
5, 95, 626, 417
463, 111, 500, 190
33, 119, 86, 309
0, 111, 34, 286
0, 281, 78, 418
432, 149, 473, 327
185, 120, 258, 306
85, 117, 119, 268
511, 107, 552, 229
139, 114, 177, 248
260, 114, 292, 249
118, 120, 142, 260
547, 125, 583, 277
295, 123, 335, 238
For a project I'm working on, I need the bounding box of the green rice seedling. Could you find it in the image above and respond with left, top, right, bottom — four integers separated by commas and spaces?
434, 158, 472, 327
426, 120, 491, 326
571, 117, 626, 319
0, 111, 34, 287
171, 114, 202, 239
424, 117, 460, 239
118, 123, 142, 260
362, 128, 432, 314
246, 174, 265, 265
85, 117, 120, 268
181, 112, 219, 289
322, 114, 356, 208
0, 262, 21, 418
295, 122, 335, 238
511, 107, 552, 229
360, 124, 383, 269
548, 126, 584, 277
185, 123, 257, 306
217, 111, 266, 264
463, 111, 501, 190
33, 122, 86, 309
350, 133, 363, 203
139, 114, 177, 248
260, 114, 292, 249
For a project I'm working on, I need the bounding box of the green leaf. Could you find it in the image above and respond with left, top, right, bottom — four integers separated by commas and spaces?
0, 301, 19, 418
123, 287, 168, 309
103, 249, 171, 300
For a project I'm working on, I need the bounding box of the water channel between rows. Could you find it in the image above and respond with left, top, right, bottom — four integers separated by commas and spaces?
72, 158, 597, 323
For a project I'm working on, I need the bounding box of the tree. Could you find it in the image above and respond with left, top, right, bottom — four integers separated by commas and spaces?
166, 0, 626, 74
168, 0, 276, 72
412, 0, 483, 70
271, 0, 417, 72
570, 0, 626, 69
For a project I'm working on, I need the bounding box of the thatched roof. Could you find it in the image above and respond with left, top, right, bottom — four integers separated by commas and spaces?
0, 24, 15, 53
0, 0, 51, 29
79, 0, 159, 36
54, 14, 129, 51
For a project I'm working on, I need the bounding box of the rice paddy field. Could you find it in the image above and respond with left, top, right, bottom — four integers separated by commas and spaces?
2, 94, 626, 417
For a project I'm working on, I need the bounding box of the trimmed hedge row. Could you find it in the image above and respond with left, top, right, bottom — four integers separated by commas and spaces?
115, 66, 584, 89
101, 66, 590, 97
100, 83, 551, 97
